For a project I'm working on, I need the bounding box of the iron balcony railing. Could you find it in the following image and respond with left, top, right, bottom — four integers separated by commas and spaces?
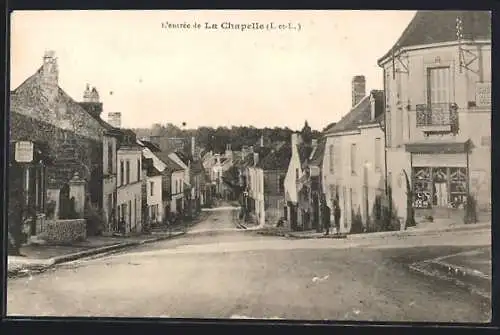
416, 103, 459, 128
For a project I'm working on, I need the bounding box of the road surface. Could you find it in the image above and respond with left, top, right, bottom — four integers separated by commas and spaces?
7, 207, 491, 322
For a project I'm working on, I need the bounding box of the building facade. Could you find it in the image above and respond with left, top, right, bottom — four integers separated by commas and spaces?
117, 131, 144, 234
323, 86, 386, 233
377, 10, 491, 225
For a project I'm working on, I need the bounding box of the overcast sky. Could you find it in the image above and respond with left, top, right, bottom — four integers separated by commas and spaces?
10, 10, 416, 131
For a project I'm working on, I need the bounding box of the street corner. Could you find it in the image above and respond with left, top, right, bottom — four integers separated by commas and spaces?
408, 247, 491, 300
7, 259, 55, 278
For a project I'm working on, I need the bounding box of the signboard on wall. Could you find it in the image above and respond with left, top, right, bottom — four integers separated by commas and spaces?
15, 141, 34, 163
475, 82, 491, 107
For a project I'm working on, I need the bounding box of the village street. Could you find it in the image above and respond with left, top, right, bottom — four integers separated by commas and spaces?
7, 207, 491, 323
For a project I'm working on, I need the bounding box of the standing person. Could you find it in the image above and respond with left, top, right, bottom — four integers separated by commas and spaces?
322, 199, 331, 236
334, 200, 342, 235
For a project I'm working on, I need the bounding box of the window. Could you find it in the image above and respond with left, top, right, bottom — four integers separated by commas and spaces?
107, 142, 113, 174
374, 138, 382, 171
296, 168, 299, 181
175, 180, 178, 194
350, 143, 357, 175
120, 160, 124, 186
278, 176, 285, 193
329, 144, 334, 174
137, 159, 141, 182
427, 67, 451, 106
150, 181, 154, 196
125, 160, 130, 184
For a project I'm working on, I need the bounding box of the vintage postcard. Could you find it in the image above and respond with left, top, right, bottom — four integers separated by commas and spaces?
7, 10, 492, 322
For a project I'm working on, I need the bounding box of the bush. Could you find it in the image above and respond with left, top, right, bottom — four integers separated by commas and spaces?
464, 194, 478, 224
368, 195, 400, 232
84, 203, 105, 236
350, 206, 364, 234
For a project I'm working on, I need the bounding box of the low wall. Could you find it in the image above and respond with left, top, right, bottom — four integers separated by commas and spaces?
41, 219, 87, 244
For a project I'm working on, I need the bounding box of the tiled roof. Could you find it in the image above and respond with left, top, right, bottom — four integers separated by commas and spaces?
309, 138, 326, 166
155, 151, 185, 172
326, 90, 384, 135
379, 11, 491, 64
256, 143, 292, 170
140, 140, 161, 152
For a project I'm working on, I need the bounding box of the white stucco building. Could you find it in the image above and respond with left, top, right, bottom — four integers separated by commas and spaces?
117, 131, 144, 234
323, 83, 386, 233
377, 10, 491, 225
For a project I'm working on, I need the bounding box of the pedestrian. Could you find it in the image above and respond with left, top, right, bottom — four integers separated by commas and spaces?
334, 200, 342, 235
322, 199, 331, 236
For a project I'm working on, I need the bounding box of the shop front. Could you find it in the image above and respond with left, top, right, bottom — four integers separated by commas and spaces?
407, 141, 471, 220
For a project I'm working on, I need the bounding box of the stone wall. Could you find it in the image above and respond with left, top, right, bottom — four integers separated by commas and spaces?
41, 219, 87, 244
10, 111, 103, 204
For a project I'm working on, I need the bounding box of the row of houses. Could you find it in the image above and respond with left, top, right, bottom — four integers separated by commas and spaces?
241, 10, 491, 233
9, 51, 208, 243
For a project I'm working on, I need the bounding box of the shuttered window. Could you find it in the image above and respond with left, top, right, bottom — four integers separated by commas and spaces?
375, 138, 382, 171
427, 67, 451, 105
329, 144, 334, 174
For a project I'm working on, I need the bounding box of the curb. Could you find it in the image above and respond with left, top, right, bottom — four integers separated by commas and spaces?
8, 232, 186, 278
408, 260, 491, 300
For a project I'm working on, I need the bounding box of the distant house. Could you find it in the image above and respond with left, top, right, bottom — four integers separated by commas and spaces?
300, 137, 326, 232
155, 151, 186, 215
245, 146, 273, 226
284, 132, 314, 231
116, 129, 144, 234
323, 82, 386, 233
256, 142, 291, 226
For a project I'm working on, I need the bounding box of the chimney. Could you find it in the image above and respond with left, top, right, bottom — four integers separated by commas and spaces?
79, 84, 103, 119
370, 91, 376, 121
108, 112, 122, 128
41, 50, 59, 105
352, 75, 366, 107
253, 152, 259, 166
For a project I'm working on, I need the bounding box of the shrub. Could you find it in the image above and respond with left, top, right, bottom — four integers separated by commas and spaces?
84, 203, 105, 236
350, 206, 364, 234
369, 194, 400, 232
464, 194, 478, 224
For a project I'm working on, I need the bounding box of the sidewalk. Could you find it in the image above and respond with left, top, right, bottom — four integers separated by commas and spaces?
409, 247, 491, 299
8, 230, 185, 278
253, 220, 490, 240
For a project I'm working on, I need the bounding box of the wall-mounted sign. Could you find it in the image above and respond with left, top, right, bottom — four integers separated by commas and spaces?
475, 82, 491, 107
15, 141, 34, 163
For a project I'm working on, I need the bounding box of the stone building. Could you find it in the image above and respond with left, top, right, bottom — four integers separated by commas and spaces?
9, 51, 109, 240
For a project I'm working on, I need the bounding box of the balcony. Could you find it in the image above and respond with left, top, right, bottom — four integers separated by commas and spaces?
416, 103, 459, 135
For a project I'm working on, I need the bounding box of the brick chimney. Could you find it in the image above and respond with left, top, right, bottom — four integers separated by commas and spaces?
352, 75, 366, 107
79, 84, 103, 119
41, 50, 59, 105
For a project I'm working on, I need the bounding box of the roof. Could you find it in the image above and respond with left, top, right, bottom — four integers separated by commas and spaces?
256, 142, 292, 170
379, 11, 491, 64
326, 90, 384, 135
154, 151, 185, 172
298, 145, 313, 165
309, 138, 326, 166
140, 140, 161, 152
